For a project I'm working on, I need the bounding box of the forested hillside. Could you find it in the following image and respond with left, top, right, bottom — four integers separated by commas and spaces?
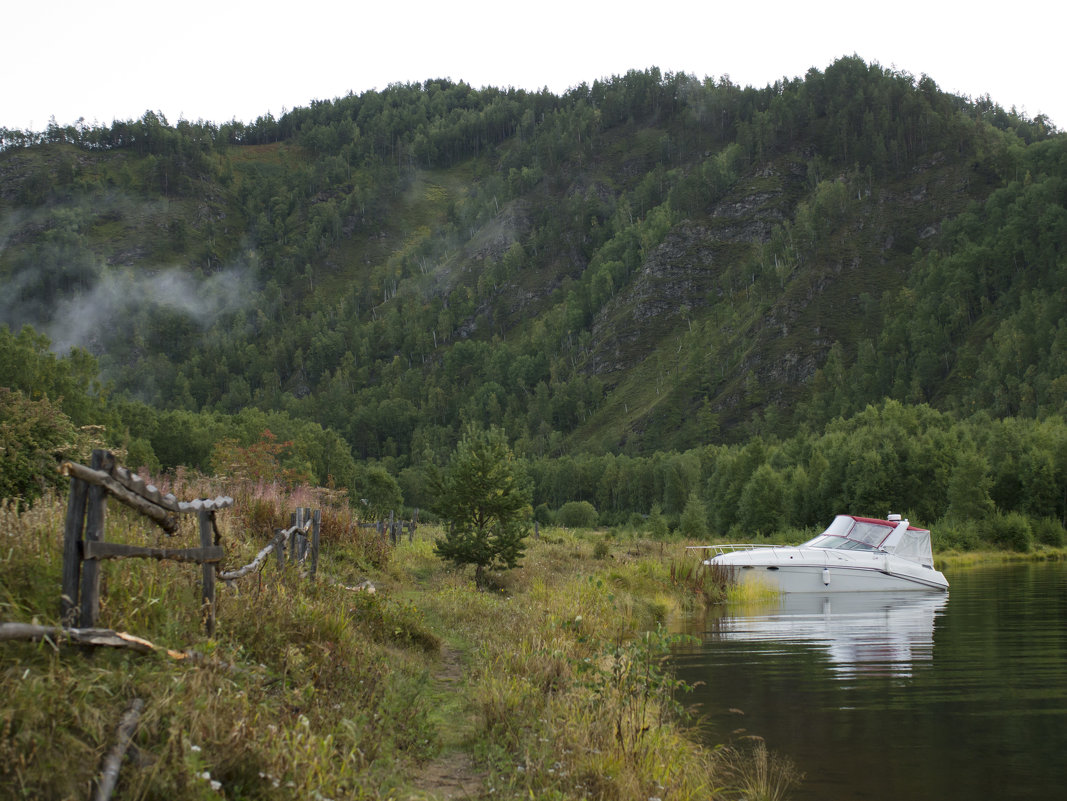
2, 56, 1065, 534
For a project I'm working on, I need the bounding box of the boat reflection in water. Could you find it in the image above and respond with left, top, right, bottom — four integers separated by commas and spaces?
703, 591, 948, 678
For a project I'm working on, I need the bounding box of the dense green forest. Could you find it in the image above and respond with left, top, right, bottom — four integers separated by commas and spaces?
2, 56, 1065, 543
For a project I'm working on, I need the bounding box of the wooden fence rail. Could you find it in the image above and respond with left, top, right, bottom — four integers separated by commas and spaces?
59, 450, 233, 634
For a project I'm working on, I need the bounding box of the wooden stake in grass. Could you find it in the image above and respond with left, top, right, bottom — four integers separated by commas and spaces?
199, 509, 216, 636
80, 449, 112, 628
61, 473, 89, 626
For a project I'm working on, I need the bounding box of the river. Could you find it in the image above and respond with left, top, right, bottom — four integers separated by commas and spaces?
672, 562, 1067, 800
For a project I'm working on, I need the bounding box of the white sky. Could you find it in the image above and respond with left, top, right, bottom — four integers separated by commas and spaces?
3, 1, 1063, 133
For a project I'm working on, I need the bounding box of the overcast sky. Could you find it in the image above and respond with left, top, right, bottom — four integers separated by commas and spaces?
4, 1, 1062, 133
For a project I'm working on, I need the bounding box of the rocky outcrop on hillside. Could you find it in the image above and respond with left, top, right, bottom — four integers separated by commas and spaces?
586, 222, 729, 376
585, 168, 798, 378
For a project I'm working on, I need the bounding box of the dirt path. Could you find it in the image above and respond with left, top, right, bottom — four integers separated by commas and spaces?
405, 644, 485, 800
406, 751, 483, 800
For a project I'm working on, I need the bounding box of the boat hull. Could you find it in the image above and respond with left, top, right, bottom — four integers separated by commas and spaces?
722, 562, 948, 592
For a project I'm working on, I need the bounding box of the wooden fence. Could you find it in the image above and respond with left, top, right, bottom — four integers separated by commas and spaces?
2, 455, 338, 800
60, 450, 233, 635
359, 508, 420, 545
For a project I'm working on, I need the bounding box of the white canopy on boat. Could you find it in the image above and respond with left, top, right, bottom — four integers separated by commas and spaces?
812, 515, 936, 569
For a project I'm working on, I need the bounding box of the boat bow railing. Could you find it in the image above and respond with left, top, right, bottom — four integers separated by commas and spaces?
686, 544, 793, 558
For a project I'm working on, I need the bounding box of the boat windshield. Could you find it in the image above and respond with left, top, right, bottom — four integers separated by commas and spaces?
805, 535, 881, 552
802, 516, 895, 551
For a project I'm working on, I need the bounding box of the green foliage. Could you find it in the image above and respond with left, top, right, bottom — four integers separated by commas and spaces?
352, 463, 404, 519
557, 500, 598, 529
0, 325, 109, 428
946, 447, 996, 521
575, 626, 696, 764
931, 518, 983, 552
348, 590, 441, 653
736, 464, 785, 537
678, 491, 708, 539
524, 401, 1067, 545
432, 425, 533, 584
0, 388, 83, 509
533, 502, 554, 525
5, 58, 1064, 473
985, 511, 1034, 552
210, 428, 311, 486
1032, 517, 1066, 547
646, 503, 669, 539
0, 492, 439, 799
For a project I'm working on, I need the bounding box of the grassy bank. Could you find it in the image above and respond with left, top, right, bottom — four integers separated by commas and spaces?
936, 547, 1067, 569
1, 486, 792, 800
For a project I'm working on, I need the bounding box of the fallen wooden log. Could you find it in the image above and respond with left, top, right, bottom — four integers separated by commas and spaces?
93, 697, 145, 801
0, 622, 190, 659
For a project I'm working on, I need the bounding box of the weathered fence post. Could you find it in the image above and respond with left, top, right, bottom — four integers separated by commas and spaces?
288, 509, 299, 564
388, 510, 396, 546
273, 528, 285, 570
198, 509, 216, 636
61, 475, 89, 625
80, 450, 113, 628
310, 509, 321, 579
301, 507, 312, 562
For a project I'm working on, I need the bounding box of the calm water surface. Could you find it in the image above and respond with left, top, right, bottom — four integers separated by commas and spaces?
672, 563, 1067, 801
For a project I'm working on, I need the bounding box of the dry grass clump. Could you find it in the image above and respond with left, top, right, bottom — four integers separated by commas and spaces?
714, 741, 804, 801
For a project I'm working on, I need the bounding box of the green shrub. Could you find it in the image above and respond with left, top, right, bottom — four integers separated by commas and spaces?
932, 519, 982, 551
534, 502, 555, 525
557, 500, 598, 529
984, 512, 1033, 552
0, 388, 84, 510
1032, 517, 1066, 547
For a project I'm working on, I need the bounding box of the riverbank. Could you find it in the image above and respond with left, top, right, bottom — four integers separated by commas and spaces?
1, 493, 791, 800
937, 546, 1067, 569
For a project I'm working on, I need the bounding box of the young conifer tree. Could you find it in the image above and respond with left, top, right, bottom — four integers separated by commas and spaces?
432, 424, 532, 586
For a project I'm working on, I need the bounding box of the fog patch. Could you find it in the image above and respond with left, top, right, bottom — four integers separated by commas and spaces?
45, 265, 253, 355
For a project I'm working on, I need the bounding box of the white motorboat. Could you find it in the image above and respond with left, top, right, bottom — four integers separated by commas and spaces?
697, 514, 949, 592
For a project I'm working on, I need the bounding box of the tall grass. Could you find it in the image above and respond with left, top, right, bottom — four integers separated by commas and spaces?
715, 741, 804, 801
2, 485, 794, 800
